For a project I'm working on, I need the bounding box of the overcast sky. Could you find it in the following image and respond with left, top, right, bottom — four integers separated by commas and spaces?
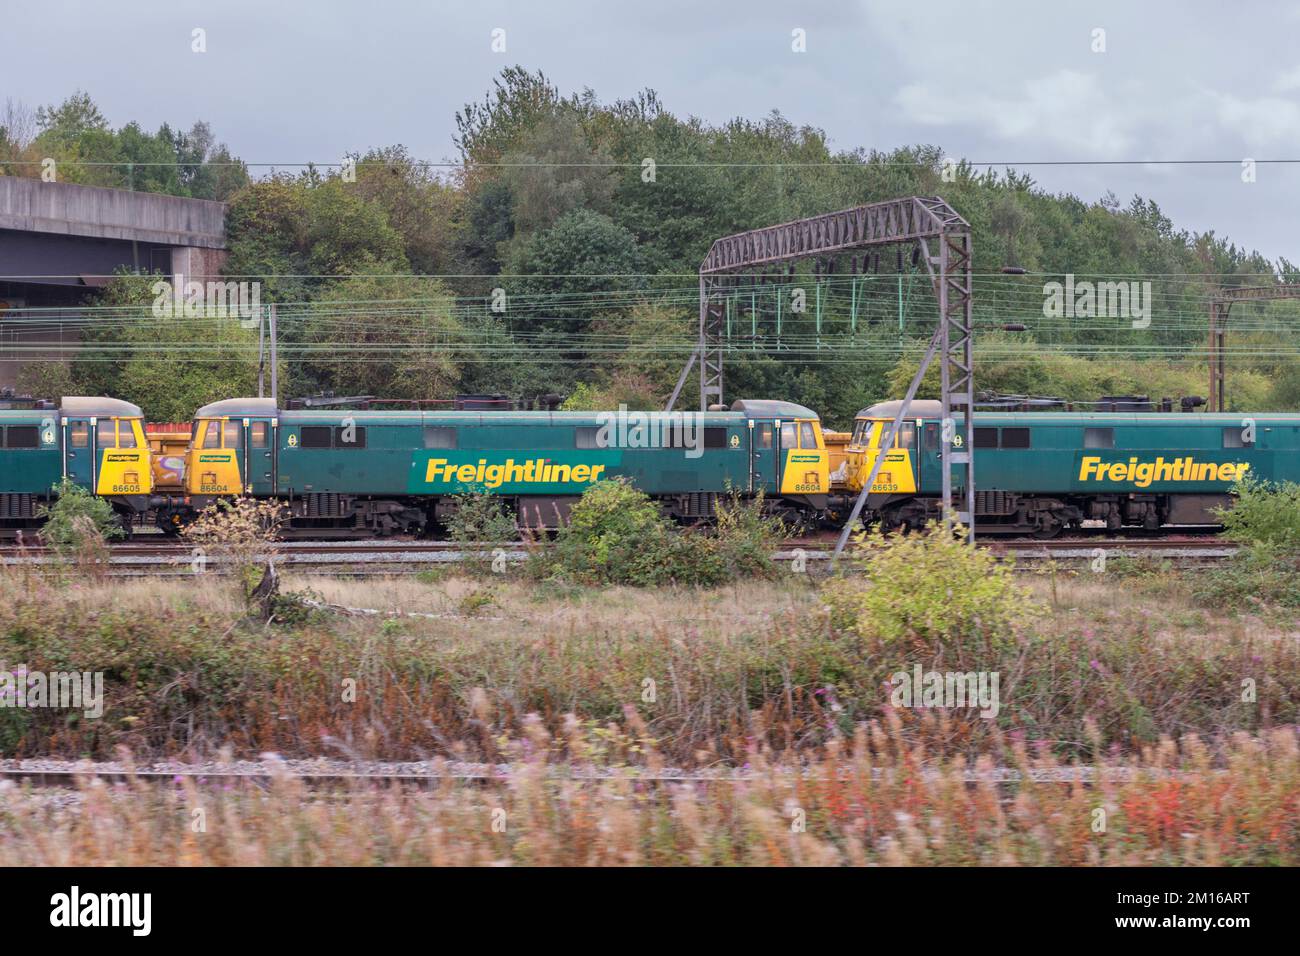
7, 0, 1300, 263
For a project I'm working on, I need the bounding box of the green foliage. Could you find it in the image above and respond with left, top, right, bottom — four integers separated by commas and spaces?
2, 91, 247, 198
71, 271, 259, 421
298, 274, 462, 400
36, 478, 124, 552
534, 480, 779, 587
1217, 477, 1300, 549
823, 523, 1040, 658
1194, 478, 1300, 609
507, 209, 646, 334
14, 361, 75, 404
445, 492, 518, 544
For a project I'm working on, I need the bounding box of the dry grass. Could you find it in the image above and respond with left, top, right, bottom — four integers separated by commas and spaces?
3, 722, 1297, 866
3, 562, 1298, 866
1, 563, 1298, 764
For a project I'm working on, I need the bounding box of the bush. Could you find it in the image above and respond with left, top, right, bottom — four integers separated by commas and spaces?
1195, 479, 1300, 608
823, 522, 1040, 659
1217, 477, 1300, 549
532, 480, 781, 587
36, 478, 124, 553
444, 491, 518, 544
181, 497, 284, 611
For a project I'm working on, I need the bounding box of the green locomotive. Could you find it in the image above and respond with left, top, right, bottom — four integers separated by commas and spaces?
0, 397, 153, 538
178, 397, 830, 536
845, 399, 1289, 536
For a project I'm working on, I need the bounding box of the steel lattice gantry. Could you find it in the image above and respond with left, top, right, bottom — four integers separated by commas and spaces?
1208, 283, 1300, 412
665, 196, 977, 546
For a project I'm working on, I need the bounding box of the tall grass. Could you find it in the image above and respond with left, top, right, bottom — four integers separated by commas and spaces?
3, 723, 1296, 866
0, 565, 1295, 763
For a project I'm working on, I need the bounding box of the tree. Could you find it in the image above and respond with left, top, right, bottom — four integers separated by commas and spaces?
297, 274, 463, 400
507, 209, 646, 335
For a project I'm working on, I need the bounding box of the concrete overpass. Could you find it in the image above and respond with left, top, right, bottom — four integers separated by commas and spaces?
0, 176, 229, 388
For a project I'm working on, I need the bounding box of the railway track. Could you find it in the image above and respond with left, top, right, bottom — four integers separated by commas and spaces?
0, 533, 1237, 574
0, 758, 1190, 789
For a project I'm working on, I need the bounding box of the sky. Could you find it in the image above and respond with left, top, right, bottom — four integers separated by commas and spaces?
6, 0, 1300, 263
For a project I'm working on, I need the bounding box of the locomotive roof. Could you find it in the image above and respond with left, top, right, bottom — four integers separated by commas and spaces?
195, 397, 279, 418
277, 409, 750, 425
857, 400, 944, 419
59, 397, 144, 418
728, 399, 820, 420
856, 401, 1300, 424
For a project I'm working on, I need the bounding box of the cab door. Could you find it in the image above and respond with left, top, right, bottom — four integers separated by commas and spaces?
246, 417, 276, 495
62, 416, 96, 490
919, 420, 944, 493
749, 419, 778, 494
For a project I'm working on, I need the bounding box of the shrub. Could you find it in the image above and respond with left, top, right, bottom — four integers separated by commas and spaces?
822, 522, 1041, 659
1195, 479, 1300, 608
444, 491, 518, 543
1217, 477, 1300, 549
712, 490, 785, 580
36, 477, 124, 555
182, 497, 285, 610
532, 480, 780, 587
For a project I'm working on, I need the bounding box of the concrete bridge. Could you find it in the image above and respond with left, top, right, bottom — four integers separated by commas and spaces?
0, 177, 229, 388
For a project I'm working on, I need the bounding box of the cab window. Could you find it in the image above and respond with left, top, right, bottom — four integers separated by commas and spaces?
223, 421, 242, 448
892, 422, 916, 449
799, 422, 817, 449
96, 420, 117, 447
117, 422, 137, 448
780, 423, 796, 449
200, 421, 221, 449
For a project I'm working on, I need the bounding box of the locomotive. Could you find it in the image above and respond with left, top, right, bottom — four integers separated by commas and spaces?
841, 399, 1285, 536
0, 397, 153, 538
158, 397, 831, 536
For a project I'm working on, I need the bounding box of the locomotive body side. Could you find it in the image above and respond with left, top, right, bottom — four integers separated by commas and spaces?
845, 401, 1300, 534
183, 398, 829, 536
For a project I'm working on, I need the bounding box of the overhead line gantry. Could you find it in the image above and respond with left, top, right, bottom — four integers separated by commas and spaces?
666, 196, 977, 549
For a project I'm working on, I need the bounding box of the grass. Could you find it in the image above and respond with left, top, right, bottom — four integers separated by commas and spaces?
2, 556, 1298, 866
2, 723, 1296, 865
0, 562, 1296, 765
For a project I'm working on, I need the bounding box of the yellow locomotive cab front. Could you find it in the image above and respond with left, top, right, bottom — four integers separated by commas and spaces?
777, 417, 830, 496
185, 417, 246, 496
94, 417, 154, 497
843, 399, 946, 497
